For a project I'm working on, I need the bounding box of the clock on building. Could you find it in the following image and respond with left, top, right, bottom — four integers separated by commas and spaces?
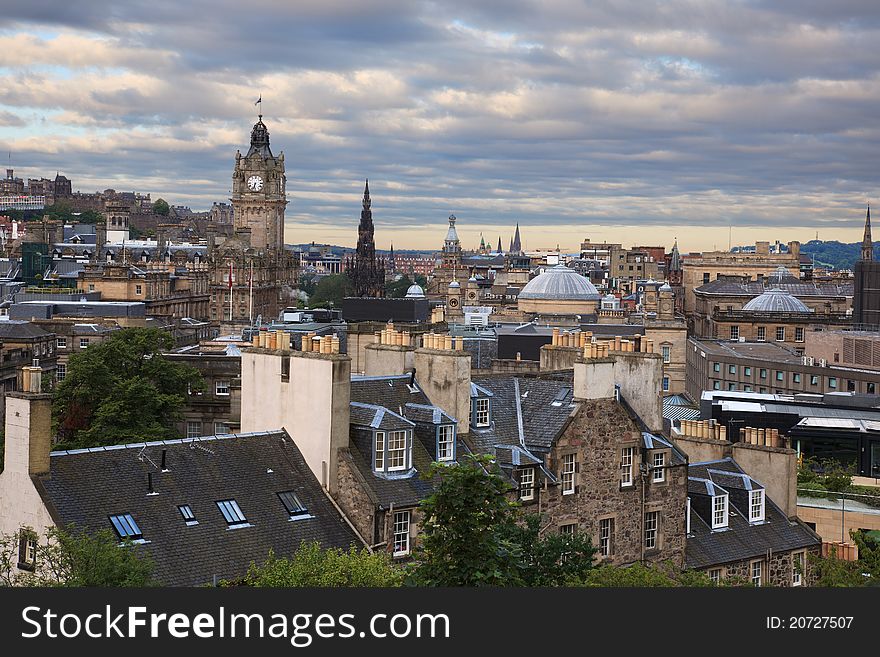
247, 175, 264, 191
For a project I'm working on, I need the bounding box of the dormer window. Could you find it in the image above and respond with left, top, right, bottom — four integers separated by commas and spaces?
520, 467, 535, 501
473, 398, 490, 427
749, 489, 765, 523
651, 451, 665, 483
712, 494, 728, 529
437, 424, 455, 462
374, 429, 412, 474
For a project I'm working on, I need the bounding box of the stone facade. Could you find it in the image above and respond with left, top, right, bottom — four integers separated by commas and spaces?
537, 398, 687, 567
712, 547, 819, 587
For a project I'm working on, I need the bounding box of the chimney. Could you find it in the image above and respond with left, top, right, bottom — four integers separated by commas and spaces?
207, 223, 217, 252
95, 222, 107, 247
3, 364, 52, 477
413, 344, 472, 434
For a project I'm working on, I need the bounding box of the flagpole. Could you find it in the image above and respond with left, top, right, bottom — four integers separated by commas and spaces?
249, 259, 254, 323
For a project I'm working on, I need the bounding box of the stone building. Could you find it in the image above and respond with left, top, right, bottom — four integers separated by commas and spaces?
681, 241, 802, 315
517, 264, 602, 317
345, 182, 385, 298
854, 205, 880, 327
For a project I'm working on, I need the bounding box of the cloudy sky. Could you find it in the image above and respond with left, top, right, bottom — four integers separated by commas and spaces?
0, 1, 877, 251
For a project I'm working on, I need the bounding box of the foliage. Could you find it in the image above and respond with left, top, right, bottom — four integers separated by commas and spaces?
798, 457, 880, 508
39, 202, 103, 225
308, 274, 353, 308
297, 273, 317, 297
233, 543, 404, 587
501, 513, 597, 586
800, 240, 880, 271
52, 328, 203, 448
152, 198, 170, 216
0, 526, 155, 587
572, 562, 718, 587
407, 455, 595, 586
385, 274, 428, 299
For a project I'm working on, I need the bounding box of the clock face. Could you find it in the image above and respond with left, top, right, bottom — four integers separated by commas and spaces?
247, 175, 264, 191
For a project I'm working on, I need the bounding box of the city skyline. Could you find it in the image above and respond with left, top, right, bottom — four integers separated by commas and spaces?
1, 1, 878, 250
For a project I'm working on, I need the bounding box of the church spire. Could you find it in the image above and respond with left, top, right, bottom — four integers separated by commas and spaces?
861, 204, 873, 261
670, 238, 681, 271
497, 236, 502, 253
363, 179, 371, 209
511, 223, 522, 254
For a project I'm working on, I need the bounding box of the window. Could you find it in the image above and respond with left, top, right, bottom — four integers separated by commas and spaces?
620, 447, 634, 487
437, 425, 455, 462
713, 362, 721, 373
178, 505, 198, 526
744, 366, 751, 376
727, 383, 736, 391
757, 326, 766, 342
561, 454, 576, 495
713, 381, 721, 390
810, 375, 819, 386
661, 345, 671, 363
277, 491, 309, 519
868, 382, 876, 395
393, 510, 411, 556
744, 385, 752, 392
751, 560, 763, 586
374, 431, 385, 470
135, 284, 142, 295
703, 273, 710, 284
729, 325, 739, 340
56, 363, 66, 382
795, 327, 804, 342
644, 511, 659, 550
56, 337, 66, 349
215, 380, 230, 396
214, 422, 230, 435
749, 489, 765, 522
712, 495, 728, 529
186, 421, 201, 438
560, 523, 576, 536
109, 514, 143, 541
18, 530, 37, 570
662, 376, 669, 392
759, 368, 767, 379
599, 518, 613, 557
216, 499, 248, 527
775, 370, 784, 381
792, 552, 805, 587
728, 364, 736, 374
793, 373, 801, 384
709, 568, 722, 584
775, 327, 785, 341
79, 338, 89, 349
652, 451, 665, 483
828, 377, 837, 389
474, 398, 490, 427
520, 467, 535, 501
387, 430, 408, 471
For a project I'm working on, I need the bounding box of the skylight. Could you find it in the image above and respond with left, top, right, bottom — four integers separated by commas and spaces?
109, 513, 143, 541
178, 505, 198, 526
277, 491, 310, 519
216, 499, 249, 527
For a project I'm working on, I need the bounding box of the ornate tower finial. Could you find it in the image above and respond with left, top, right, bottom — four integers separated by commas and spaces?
861, 204, 873, 262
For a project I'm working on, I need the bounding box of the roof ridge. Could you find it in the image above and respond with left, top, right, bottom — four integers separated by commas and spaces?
49, 430, 287, 457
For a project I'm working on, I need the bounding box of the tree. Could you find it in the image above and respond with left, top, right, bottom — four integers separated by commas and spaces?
52, 328, 203, 448
152, 198, 170, 216
308, 274, 353, 308
502, 513, 596, 586
574, 562, 717, 587
0, 526, 154, 587
232, 543, 403, 587
297, 273, 317, 297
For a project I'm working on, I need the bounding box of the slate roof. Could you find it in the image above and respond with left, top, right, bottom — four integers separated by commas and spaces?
685, 458, 820, 570
351, 374, 432, 416
0, 320, 52, 340
695, 278, 852, 298
37, 431, 362, 586
350, 402, 415, 432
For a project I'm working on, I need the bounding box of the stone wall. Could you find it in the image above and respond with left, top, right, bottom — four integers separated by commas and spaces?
714, 546, 819, 586
539, 399, 687, 568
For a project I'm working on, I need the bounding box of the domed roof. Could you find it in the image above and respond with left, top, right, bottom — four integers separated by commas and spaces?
448, 280, 461, 289
742, 288, 812, 313
659, 282, 672, 291
518, 265, 601, 301
405, 283, 425, 298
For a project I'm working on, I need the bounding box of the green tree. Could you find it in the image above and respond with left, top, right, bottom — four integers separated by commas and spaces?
502, 513, 596, 586
0, 526, 154, 587
297, 273, 317, 297
574, 562, 717, 587
52, 328, 203, 448
233, 543, 403, 587
809, 549, 870, 587
308, 274, 353, 308
152, 198, 170, 216
406, 455, 523, 586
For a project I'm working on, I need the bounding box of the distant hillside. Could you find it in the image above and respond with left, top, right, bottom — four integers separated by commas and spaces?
799, 240, 878, 270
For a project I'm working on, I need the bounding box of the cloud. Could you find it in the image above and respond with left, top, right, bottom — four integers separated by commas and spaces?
0, 1, 878, 250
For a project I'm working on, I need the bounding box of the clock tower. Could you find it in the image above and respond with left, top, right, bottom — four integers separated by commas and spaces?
231, 114, 287, 251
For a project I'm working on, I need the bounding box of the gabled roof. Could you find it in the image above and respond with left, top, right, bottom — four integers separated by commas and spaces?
685, 458, 819, 570
38, 431, 362, 586
350, 402, 415, 432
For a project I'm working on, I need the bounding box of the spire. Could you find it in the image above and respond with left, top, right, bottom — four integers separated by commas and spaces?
670, 238, 681, 271
511, 223, 522, 254
861, 204, 873, 262
363, 179, 371, 209
497, 236, 502, 253
247, 113, 272, 158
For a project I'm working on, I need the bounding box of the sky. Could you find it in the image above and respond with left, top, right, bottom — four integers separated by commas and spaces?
0, 0, 878, 252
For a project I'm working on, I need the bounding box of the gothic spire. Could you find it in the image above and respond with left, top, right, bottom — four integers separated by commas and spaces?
511, 223, 522, 254
247, 114, 272, 158
670, 238, 682, 271
497, 236, 502, 253
861, 204, 873, 262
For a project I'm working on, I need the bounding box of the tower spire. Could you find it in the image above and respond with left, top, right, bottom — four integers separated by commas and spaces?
861, 204, 873, 261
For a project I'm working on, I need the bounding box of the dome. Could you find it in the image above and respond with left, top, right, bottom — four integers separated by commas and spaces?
742, 288, 812, 313
519, 265, 601, 301
448, 280, 460, 289
405, 283, 425, 298
659, 282, 672, 292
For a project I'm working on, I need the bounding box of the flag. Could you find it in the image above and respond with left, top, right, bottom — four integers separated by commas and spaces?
255, 95, 261, 106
